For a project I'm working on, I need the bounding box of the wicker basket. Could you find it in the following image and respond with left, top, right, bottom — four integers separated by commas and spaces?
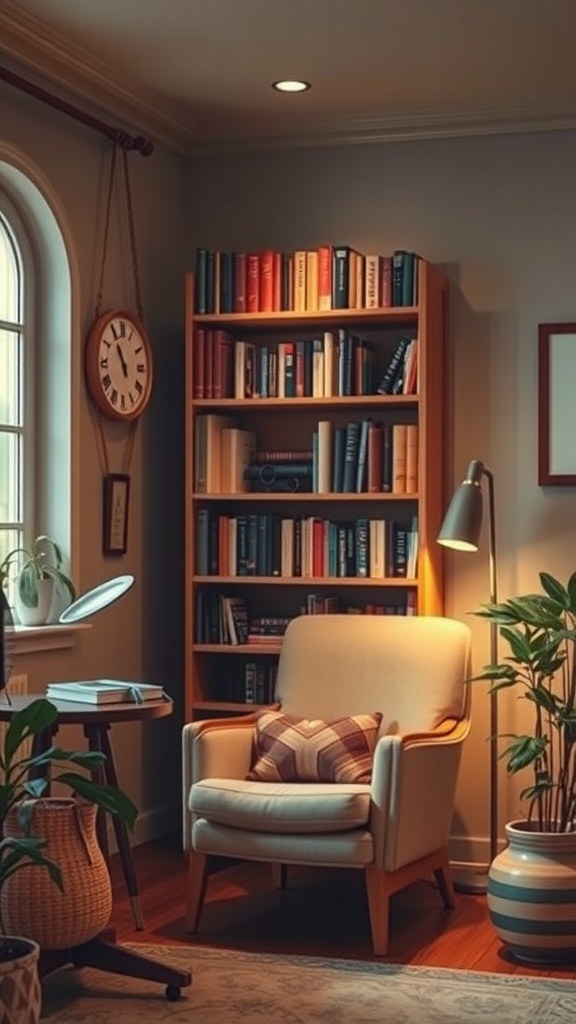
1, 798, 112, 949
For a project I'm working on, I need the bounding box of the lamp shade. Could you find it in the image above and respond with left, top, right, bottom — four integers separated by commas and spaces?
437, 461, 485, 551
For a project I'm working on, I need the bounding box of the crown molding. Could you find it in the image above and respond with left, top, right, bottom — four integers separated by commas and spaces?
0, 4, 198, 154
194, 104, 576, 155
1, 2, 576, 158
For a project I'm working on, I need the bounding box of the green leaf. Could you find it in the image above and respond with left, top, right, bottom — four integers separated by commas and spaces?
540, 572, 569, 606
4, 699, 58, 767
56, 774, 138, 830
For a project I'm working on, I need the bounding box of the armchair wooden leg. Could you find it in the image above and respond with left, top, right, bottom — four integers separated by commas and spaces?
271, 863, 287, 890
432, 850, 456, 909
364, 866, 391, 956
185, 850, 208, 933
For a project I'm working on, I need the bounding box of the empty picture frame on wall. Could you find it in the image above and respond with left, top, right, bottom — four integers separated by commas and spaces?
539, 322, 576, 485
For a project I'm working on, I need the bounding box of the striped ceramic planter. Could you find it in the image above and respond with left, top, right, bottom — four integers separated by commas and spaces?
487, 820, 576, 964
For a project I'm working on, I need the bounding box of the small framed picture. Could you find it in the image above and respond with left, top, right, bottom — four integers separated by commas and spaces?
103, 473, 130, 555
539, 323, 576, 485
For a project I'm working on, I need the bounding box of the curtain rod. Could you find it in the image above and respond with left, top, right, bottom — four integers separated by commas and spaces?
0, 64, 154, 156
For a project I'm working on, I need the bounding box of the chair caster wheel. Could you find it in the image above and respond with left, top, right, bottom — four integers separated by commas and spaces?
165, 985, 181, 1001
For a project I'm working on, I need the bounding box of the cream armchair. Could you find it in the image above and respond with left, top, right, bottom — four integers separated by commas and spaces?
182, 614, 471, 955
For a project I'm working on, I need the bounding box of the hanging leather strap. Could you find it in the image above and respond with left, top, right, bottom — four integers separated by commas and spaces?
94, 142, 144, 323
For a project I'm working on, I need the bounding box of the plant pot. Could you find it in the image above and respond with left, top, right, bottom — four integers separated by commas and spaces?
0, 936, 41, 1024
487, 820, 576, 963
1, 798, 112, 949
14, 578, 53, 626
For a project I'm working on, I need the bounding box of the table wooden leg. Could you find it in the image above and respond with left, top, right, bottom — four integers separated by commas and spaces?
86, 723, 144, 931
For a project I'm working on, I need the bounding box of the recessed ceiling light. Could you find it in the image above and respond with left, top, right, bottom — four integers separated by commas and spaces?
272, 80, 311, 93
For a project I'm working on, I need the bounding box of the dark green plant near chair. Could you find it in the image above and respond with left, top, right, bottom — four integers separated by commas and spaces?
473, 570, 576, 833
0, 697, 138, 960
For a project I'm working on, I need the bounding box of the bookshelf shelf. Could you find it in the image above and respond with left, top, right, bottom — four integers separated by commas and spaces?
184, 256, 447, 719
194, 307, 418, 330
193, 492, 419, 502
193, 395, 419, 411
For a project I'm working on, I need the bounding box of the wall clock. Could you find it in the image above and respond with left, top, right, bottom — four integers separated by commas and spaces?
85, 308, 153, 421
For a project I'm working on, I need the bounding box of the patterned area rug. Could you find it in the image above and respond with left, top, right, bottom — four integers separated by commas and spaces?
41, 944, 576, 1023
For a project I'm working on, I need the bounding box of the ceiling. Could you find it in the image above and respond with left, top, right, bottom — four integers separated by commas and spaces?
1, 0, 576, 154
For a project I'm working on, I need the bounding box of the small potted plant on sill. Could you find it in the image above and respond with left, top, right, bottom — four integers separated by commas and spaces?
0, 694, 138, 1024
0, 535, 76, 626
473, 570, 576, 963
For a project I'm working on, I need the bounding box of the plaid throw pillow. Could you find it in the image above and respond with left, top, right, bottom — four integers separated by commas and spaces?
246, 710, 382, 784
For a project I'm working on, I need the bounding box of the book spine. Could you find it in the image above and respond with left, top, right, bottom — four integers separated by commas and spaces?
192, 328, 206, 399
259, 249, 274, 312
332, 246, 349, 309
247, 254, 260, 312
364, 255, 381, 308
405, 424, 419, 494
305, 249, 319, 311
355, 417, 371, 492
195, 247, 208, 314
375, 336, 410, 395
233, 252, 247, 312
317, 245, 332, 310
293, 250, 307, 312
392, 423, 408, 494
367, 422, 383, 493
342, 421, 360, 493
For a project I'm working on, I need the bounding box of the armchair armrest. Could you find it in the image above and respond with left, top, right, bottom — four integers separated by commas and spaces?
370, 716, 471, 870
182, 714, 259, 850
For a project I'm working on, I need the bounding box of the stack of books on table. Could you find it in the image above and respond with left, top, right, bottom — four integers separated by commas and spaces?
45, 679, 166, 705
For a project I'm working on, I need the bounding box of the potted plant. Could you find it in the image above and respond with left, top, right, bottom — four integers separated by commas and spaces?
473, 570, 576, 963
0, 696, 138, 1023
0, 535, 76, 625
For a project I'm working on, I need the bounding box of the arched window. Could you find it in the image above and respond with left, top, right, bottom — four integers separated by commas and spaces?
0, 198, 32, 580
0, 150, 76, 630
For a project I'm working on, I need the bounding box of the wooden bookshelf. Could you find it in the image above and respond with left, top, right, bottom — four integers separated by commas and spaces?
184, 259, 447, 720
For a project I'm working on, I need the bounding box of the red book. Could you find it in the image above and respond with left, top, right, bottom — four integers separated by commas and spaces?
273, 251, 282, 311
204, 330, 214, 399
211, 330, 234, 399
233, 253, 247, 312
247, 254, 260, 312
312, 518, 324, 577
317, 245, 332, 310
192, 328, 206, 399
259, 250, 274, 312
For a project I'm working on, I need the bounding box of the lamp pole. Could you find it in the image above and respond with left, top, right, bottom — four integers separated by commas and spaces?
438, 459, 500, 872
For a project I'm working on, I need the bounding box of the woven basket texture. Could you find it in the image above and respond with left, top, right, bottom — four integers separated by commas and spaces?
0, 938, 41, 1024
1, 798, 112, 949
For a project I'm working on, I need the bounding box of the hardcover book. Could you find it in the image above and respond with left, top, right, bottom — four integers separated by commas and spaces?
45, 680, 165, 704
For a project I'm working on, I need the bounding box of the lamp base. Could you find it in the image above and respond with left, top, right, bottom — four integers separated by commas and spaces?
452, 867, 489, 895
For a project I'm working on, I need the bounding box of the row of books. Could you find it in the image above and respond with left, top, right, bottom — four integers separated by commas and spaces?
195, 597, 417, 646
193, 414, 418, 495
194, 246, 420, 314
192, 329, 418, 400
205, 661, 279, 705
313, 419, 418, 495
196, 511, 418, 579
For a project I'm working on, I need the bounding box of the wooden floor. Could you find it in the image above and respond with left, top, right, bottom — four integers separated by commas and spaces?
108, 833, 576, 978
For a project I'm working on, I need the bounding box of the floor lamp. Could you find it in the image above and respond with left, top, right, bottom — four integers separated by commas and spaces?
437, 459, 499, 880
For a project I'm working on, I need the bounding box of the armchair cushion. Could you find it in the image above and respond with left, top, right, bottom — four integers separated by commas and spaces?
189, 778, 372, 833
246, 710, 383, 784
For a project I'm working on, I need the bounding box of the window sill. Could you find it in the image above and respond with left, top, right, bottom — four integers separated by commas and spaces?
12, 623, 90, 656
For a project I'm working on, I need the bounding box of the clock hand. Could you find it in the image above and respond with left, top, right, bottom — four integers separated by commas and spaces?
116, 343, 129, 377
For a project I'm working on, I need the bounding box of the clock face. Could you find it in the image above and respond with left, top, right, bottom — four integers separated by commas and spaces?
85, 310, 153, 421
